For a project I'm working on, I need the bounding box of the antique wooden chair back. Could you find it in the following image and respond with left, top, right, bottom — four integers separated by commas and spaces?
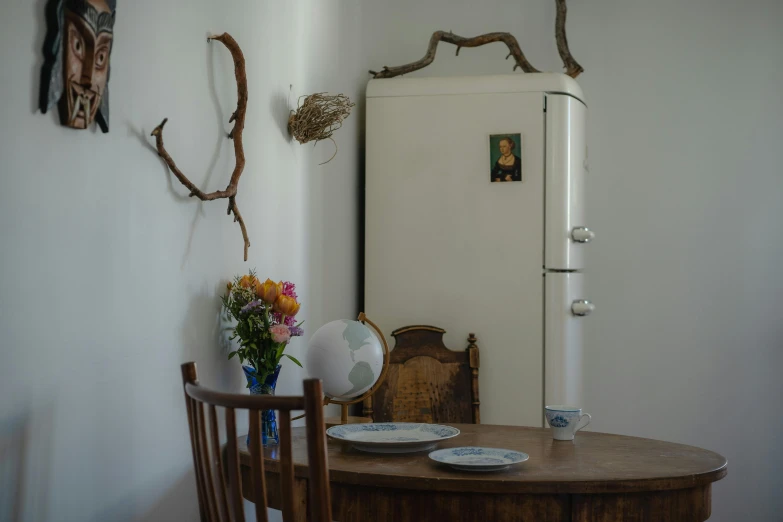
180, 362, 331, 522
363, 326, 480, 424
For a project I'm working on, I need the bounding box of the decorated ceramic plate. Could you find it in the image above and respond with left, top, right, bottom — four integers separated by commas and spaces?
428, 446, 530, 472
326, 423, 460, 454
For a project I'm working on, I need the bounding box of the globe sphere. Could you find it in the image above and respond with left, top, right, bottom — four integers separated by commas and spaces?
306, 319, 384, 400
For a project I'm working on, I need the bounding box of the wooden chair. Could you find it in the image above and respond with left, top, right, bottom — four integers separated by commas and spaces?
363, 326, 480, 424
180, 362, 331, 522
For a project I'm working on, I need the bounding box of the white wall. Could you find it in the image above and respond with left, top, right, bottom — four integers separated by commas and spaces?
0, 0, 361, 520
355, 0, 783, 520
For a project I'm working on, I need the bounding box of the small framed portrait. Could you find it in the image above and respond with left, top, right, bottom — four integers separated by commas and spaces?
489, 133, 522, 183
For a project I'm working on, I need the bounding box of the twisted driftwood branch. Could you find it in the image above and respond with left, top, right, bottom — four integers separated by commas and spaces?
555, 0, 583, 78
151, 33, 251, 261
369, 0, 583, 79
370, 31, 539, 79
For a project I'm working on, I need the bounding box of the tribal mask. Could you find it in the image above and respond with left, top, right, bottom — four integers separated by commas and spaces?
40, 0, 116, 132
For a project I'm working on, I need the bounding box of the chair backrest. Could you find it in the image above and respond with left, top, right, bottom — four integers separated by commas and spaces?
363, 326, 480, 424
181, 362, 331, 522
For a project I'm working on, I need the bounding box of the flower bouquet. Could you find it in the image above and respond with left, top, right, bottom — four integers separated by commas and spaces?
222, 271, 303, 445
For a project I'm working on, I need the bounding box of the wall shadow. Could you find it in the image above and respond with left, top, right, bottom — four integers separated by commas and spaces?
0, 412, 29, 522
133, 37, 235, 269
270, 85, 294, 142
138, 471, 200, 522
82, 283, 241, 522
125, 123, 190, 203
30, 0, 50, 116
85, 469, 199, 522
0, 405, 53, 522
179, 282, 239, 388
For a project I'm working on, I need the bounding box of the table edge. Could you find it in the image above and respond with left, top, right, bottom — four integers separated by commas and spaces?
242, 452, 727, 495
238, 426, 729, 495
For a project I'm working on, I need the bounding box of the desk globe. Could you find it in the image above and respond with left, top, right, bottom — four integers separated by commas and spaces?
305, 313, 389, 424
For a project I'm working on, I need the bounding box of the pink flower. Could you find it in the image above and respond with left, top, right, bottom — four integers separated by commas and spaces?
270, 324, 291, 343
280, 281, 298, 299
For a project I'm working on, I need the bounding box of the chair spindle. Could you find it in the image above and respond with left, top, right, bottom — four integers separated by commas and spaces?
248, 409, 269, 522
225, 408, 245, 522
208, 404, 230, 522
196, 400, 220, 522
277, 410, 296, 522
303, 379, 332, 522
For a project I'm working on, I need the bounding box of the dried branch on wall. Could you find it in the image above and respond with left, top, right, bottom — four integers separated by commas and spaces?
151, 33, 251, 261
288, 93, 355, 165
369, 0, 583, 79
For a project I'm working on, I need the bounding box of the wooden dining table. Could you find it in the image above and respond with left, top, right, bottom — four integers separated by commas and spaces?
237, 423, 727, 522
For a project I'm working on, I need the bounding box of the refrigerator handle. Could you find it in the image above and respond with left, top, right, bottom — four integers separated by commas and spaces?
571, 227, 595, 243
571, 300, 595, 317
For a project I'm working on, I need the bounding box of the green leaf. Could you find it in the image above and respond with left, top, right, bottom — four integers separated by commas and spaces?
228, 351, 238, 360
283, 354, 303, 367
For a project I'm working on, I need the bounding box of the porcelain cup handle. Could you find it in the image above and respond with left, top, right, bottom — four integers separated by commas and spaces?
575, 413, 591, 433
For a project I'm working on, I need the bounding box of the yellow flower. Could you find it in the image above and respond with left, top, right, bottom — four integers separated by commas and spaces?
256, 278, 280, 304
274, 294, 301, 317
226, 282, 233, 295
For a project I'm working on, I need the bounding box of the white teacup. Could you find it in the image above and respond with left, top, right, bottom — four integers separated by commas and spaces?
545, 405, 591, 441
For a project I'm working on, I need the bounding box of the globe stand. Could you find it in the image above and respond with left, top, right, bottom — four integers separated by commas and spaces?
325, 407, 373, 428
319, 312, 391, 427
294, 313, 391, 427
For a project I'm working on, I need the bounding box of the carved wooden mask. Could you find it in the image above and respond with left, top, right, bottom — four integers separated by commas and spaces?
39, 0, 116, 132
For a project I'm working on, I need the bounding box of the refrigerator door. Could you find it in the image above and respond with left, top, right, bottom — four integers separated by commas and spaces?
545, 95, 589, 270
544, 271, 590, 414
366, 91, 546, 427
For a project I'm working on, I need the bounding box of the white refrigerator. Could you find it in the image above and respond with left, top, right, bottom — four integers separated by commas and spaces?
364, 73, 594, 427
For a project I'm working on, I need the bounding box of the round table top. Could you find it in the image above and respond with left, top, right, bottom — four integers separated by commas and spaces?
238, 423, 727, 494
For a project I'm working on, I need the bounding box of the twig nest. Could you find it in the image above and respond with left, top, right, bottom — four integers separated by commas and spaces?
288, 93, 355, 164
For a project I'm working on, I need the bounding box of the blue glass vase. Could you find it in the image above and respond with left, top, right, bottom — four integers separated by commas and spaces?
242, 364, 281, 446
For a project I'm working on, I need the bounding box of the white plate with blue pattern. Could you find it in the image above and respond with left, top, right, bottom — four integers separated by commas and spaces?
428, 446, 530, 472
326, 422, 460, 454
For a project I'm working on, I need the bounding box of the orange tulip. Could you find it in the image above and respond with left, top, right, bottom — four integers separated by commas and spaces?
257, 278, 280, 304
239, 274, 258, 289
274, 294, 301, 317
